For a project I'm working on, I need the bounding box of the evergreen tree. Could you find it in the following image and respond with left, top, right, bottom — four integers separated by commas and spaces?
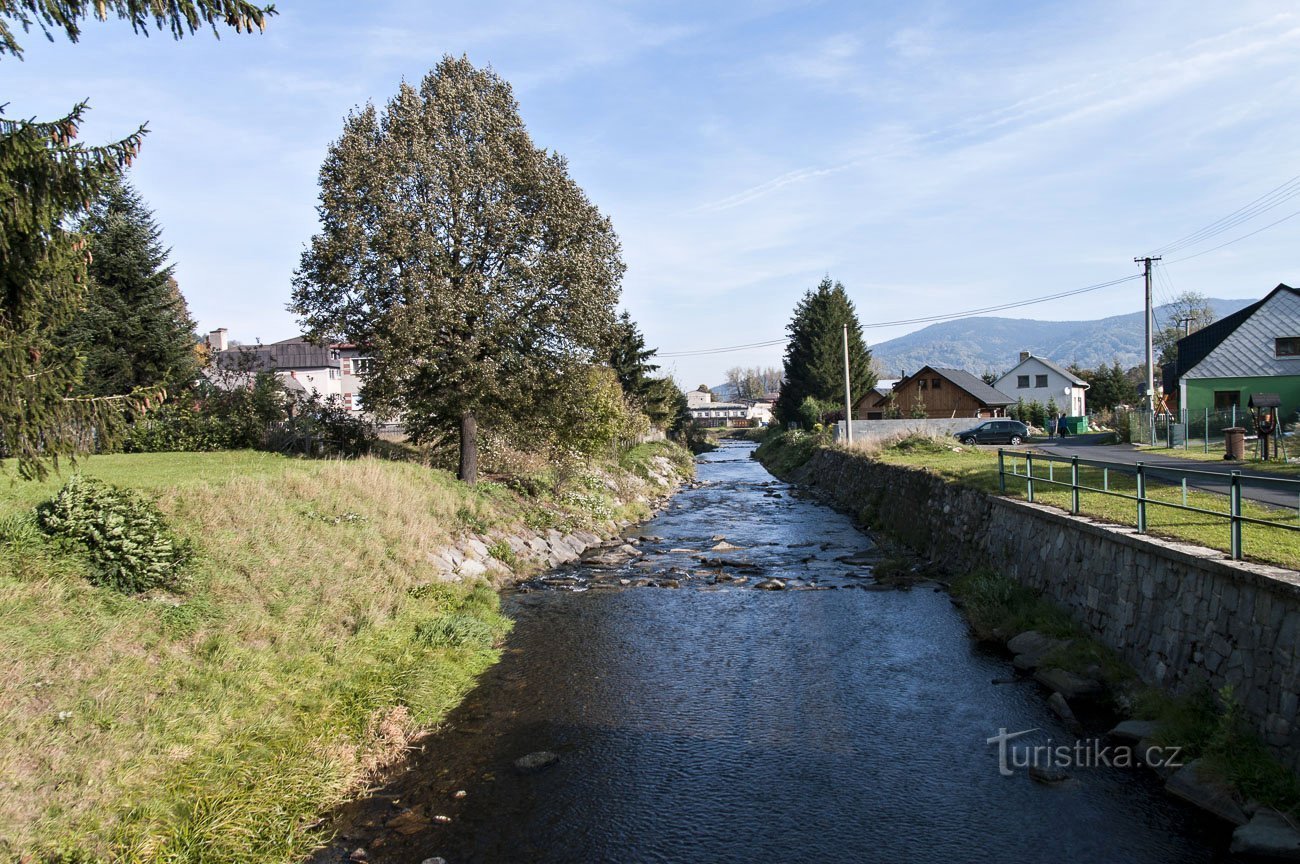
909, 392, 929, 419
1084, 361, 1139, 412
775, 277, 875, 425
0, 1, 272, 479
63, 176, 197, 396
609, 311, 658, 399
292, 56, 624, 484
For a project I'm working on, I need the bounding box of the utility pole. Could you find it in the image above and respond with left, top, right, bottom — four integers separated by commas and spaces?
1134, 256, 1161, 413
842, 323, 854, 446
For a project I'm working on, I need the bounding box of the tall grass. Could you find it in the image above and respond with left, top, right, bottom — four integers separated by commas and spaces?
0, 445, 689, 861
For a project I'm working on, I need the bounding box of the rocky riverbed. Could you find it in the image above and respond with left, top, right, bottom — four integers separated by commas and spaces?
309, 441, 1230, 864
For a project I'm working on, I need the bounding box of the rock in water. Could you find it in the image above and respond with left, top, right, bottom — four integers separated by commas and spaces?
755, 578, 786, 591
1231, 808, 1300, 860
1165, 760, 1248, 825
1034, 667, 1103, 700
1029, 764, 1070, 784
1048, 692, 1084, 736
1108, 719, 1160, 742
513, 750, 560, 773
710, 541, 742, 551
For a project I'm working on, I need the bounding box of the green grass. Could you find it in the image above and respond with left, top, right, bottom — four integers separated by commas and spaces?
0, 445, 692, 862
752, 429, 829, 476
872, 442, 1300, 569
1143, 445, 1300, 476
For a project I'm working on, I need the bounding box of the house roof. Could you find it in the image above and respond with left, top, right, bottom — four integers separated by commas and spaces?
873, 365, 1015, 406
213, 338, 340, 372
999, 354, 1087, 386
1163, 284, 1299, 391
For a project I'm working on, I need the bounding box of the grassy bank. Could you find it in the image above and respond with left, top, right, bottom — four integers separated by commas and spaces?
0, 442, 689, 861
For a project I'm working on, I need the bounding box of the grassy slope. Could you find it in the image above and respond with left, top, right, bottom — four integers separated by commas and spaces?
0, 443, 689, 862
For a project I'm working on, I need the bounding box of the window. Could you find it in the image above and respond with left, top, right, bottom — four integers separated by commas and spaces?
352, 357, 374, 376
919, 379, 928, 391
1214, 391, 1240, 411
1017, 375, 1030, 389
1277, 338, 1300, 357
1035, 375, 1048, 388
932, 378, 941, 389
329, 368, 338, 379
348, 393, 363, 412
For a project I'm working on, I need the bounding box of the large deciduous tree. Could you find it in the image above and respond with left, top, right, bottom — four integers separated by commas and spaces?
291, 56, 625, 484
1155, 291, 1216, 367
63, 175, 198, 396
0, 0, 272, 478
775, 277, 875, 426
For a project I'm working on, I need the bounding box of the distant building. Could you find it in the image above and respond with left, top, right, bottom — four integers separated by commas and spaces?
686, 386, 713, 409
867, 366, 1014, 418
688, 401, 749, 427
995, 352, 1088, 416
206, 332, 343, 400
747, 401, 774, 425
854, 379, 900, 419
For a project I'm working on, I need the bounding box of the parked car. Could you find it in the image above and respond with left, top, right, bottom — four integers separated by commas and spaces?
954, 419, 1028, 446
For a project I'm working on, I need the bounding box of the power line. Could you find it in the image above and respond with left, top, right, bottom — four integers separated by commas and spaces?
657, 274, 1141, 357
1164, 207, 1300, 264
1148, 173, 1300, 257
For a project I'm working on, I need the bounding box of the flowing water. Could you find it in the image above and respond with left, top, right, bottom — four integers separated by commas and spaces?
317, 440, 1226, 864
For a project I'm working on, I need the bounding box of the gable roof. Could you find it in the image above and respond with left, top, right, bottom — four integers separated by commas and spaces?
213, 338, 340, 372
873, 365, 1015, 406
1172, 284, 1300, 382
998, 354, 1087, 386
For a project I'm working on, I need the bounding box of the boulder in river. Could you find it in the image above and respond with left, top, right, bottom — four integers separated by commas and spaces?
755, 578, 786, 591
711, 541, 743, 552
513, 751, 560, 774
1034, 667, 1103, 700
1165, 760, 1248, 825
1029, 764, 1070, 784
1047, 692, 1084, 736
1108, 720, 1161, 743
1230, 808, 1300, 860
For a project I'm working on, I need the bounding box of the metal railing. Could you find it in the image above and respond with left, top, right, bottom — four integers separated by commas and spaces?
997, 449, 1300, 560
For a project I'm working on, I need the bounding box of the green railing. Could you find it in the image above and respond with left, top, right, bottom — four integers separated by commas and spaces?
997, 449, 1300, 560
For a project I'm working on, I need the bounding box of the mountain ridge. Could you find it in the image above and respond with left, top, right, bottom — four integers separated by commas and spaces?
866, 298, 1254, 377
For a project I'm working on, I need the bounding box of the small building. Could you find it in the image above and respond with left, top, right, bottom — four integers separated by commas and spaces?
854, 379, 900, 420
995, 352, 1089, 416
1163, 283, 1300, 419
688, 402, 749, 427
868, 366, 1014, 418
686, 386, 713, 409
206, 332, 343, 400
746, 400, 774, 425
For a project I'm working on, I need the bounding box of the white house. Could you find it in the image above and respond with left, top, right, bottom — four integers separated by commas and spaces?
747, 401, 774, 425
686, 386, 713, 409
995, 351, 1088, 416
205, 331, 344, 400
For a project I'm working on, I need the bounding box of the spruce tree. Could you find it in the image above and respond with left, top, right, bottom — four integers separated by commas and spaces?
0, 0, 273, 478
609, 310, 658, 399
64, 176, 197, 396
775, 277, 875, 425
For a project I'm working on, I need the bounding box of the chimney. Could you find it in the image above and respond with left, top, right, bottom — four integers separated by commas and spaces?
209, 328, 229, 352
1019, 351, 1031, 363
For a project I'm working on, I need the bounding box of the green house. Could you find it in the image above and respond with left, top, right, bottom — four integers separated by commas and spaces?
1163, 284, 1300, 420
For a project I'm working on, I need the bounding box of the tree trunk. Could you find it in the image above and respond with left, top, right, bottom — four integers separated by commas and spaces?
458, 409, 478, 485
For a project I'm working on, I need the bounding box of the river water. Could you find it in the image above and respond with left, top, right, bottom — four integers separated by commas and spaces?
321, 440, 1226, 863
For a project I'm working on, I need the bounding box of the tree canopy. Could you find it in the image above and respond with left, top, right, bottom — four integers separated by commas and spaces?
0, 0, 274, 58
775, 277, 875, 425
1155, 291, 1216, 367
62, 175, 197, 396
291, 55, 625, 484
1, 0, 271, 478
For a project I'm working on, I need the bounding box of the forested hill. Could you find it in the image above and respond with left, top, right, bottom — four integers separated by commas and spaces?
868, 298, 1253, 378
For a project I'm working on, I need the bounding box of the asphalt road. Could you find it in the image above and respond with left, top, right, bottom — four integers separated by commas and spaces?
1029, 435, 1298, 510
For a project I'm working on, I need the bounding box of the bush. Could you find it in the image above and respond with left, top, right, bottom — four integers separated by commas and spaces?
35, 475, 192, 593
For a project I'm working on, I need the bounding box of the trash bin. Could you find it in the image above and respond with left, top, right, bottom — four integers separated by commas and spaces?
1224, 427, 1246, 460
1069, 416, 1088, 435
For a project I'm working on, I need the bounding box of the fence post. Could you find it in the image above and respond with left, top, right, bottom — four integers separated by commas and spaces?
1026, 453, 1035, 502
998, 449, 1006, 494
1181, 477, 1187, 508
1103, 467, 1109, 492
1204, 408, 1209, 453
1136, 462, 1147, 533
1230, 471, 1242, 560
1070, 456, 1080, 514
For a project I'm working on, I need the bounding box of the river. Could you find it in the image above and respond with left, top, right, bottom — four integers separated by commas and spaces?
316, 440, 1225, 863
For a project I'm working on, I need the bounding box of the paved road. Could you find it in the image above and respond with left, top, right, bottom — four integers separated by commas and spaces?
1028, 435, 1298, 510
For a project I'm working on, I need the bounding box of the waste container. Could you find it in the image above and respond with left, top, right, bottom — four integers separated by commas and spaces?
1068, 416, 1088, 435
1224, 427, 1246, 460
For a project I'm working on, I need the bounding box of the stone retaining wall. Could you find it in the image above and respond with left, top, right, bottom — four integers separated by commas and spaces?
796, 447, 1300, 768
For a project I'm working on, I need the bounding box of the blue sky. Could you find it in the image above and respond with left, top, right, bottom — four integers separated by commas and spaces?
6, 0, 1300, 386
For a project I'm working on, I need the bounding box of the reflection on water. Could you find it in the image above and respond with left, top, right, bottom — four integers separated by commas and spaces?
317, 441, 1224, 864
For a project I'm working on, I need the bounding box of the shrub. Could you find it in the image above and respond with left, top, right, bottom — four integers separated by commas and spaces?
35, 475, 192, 593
